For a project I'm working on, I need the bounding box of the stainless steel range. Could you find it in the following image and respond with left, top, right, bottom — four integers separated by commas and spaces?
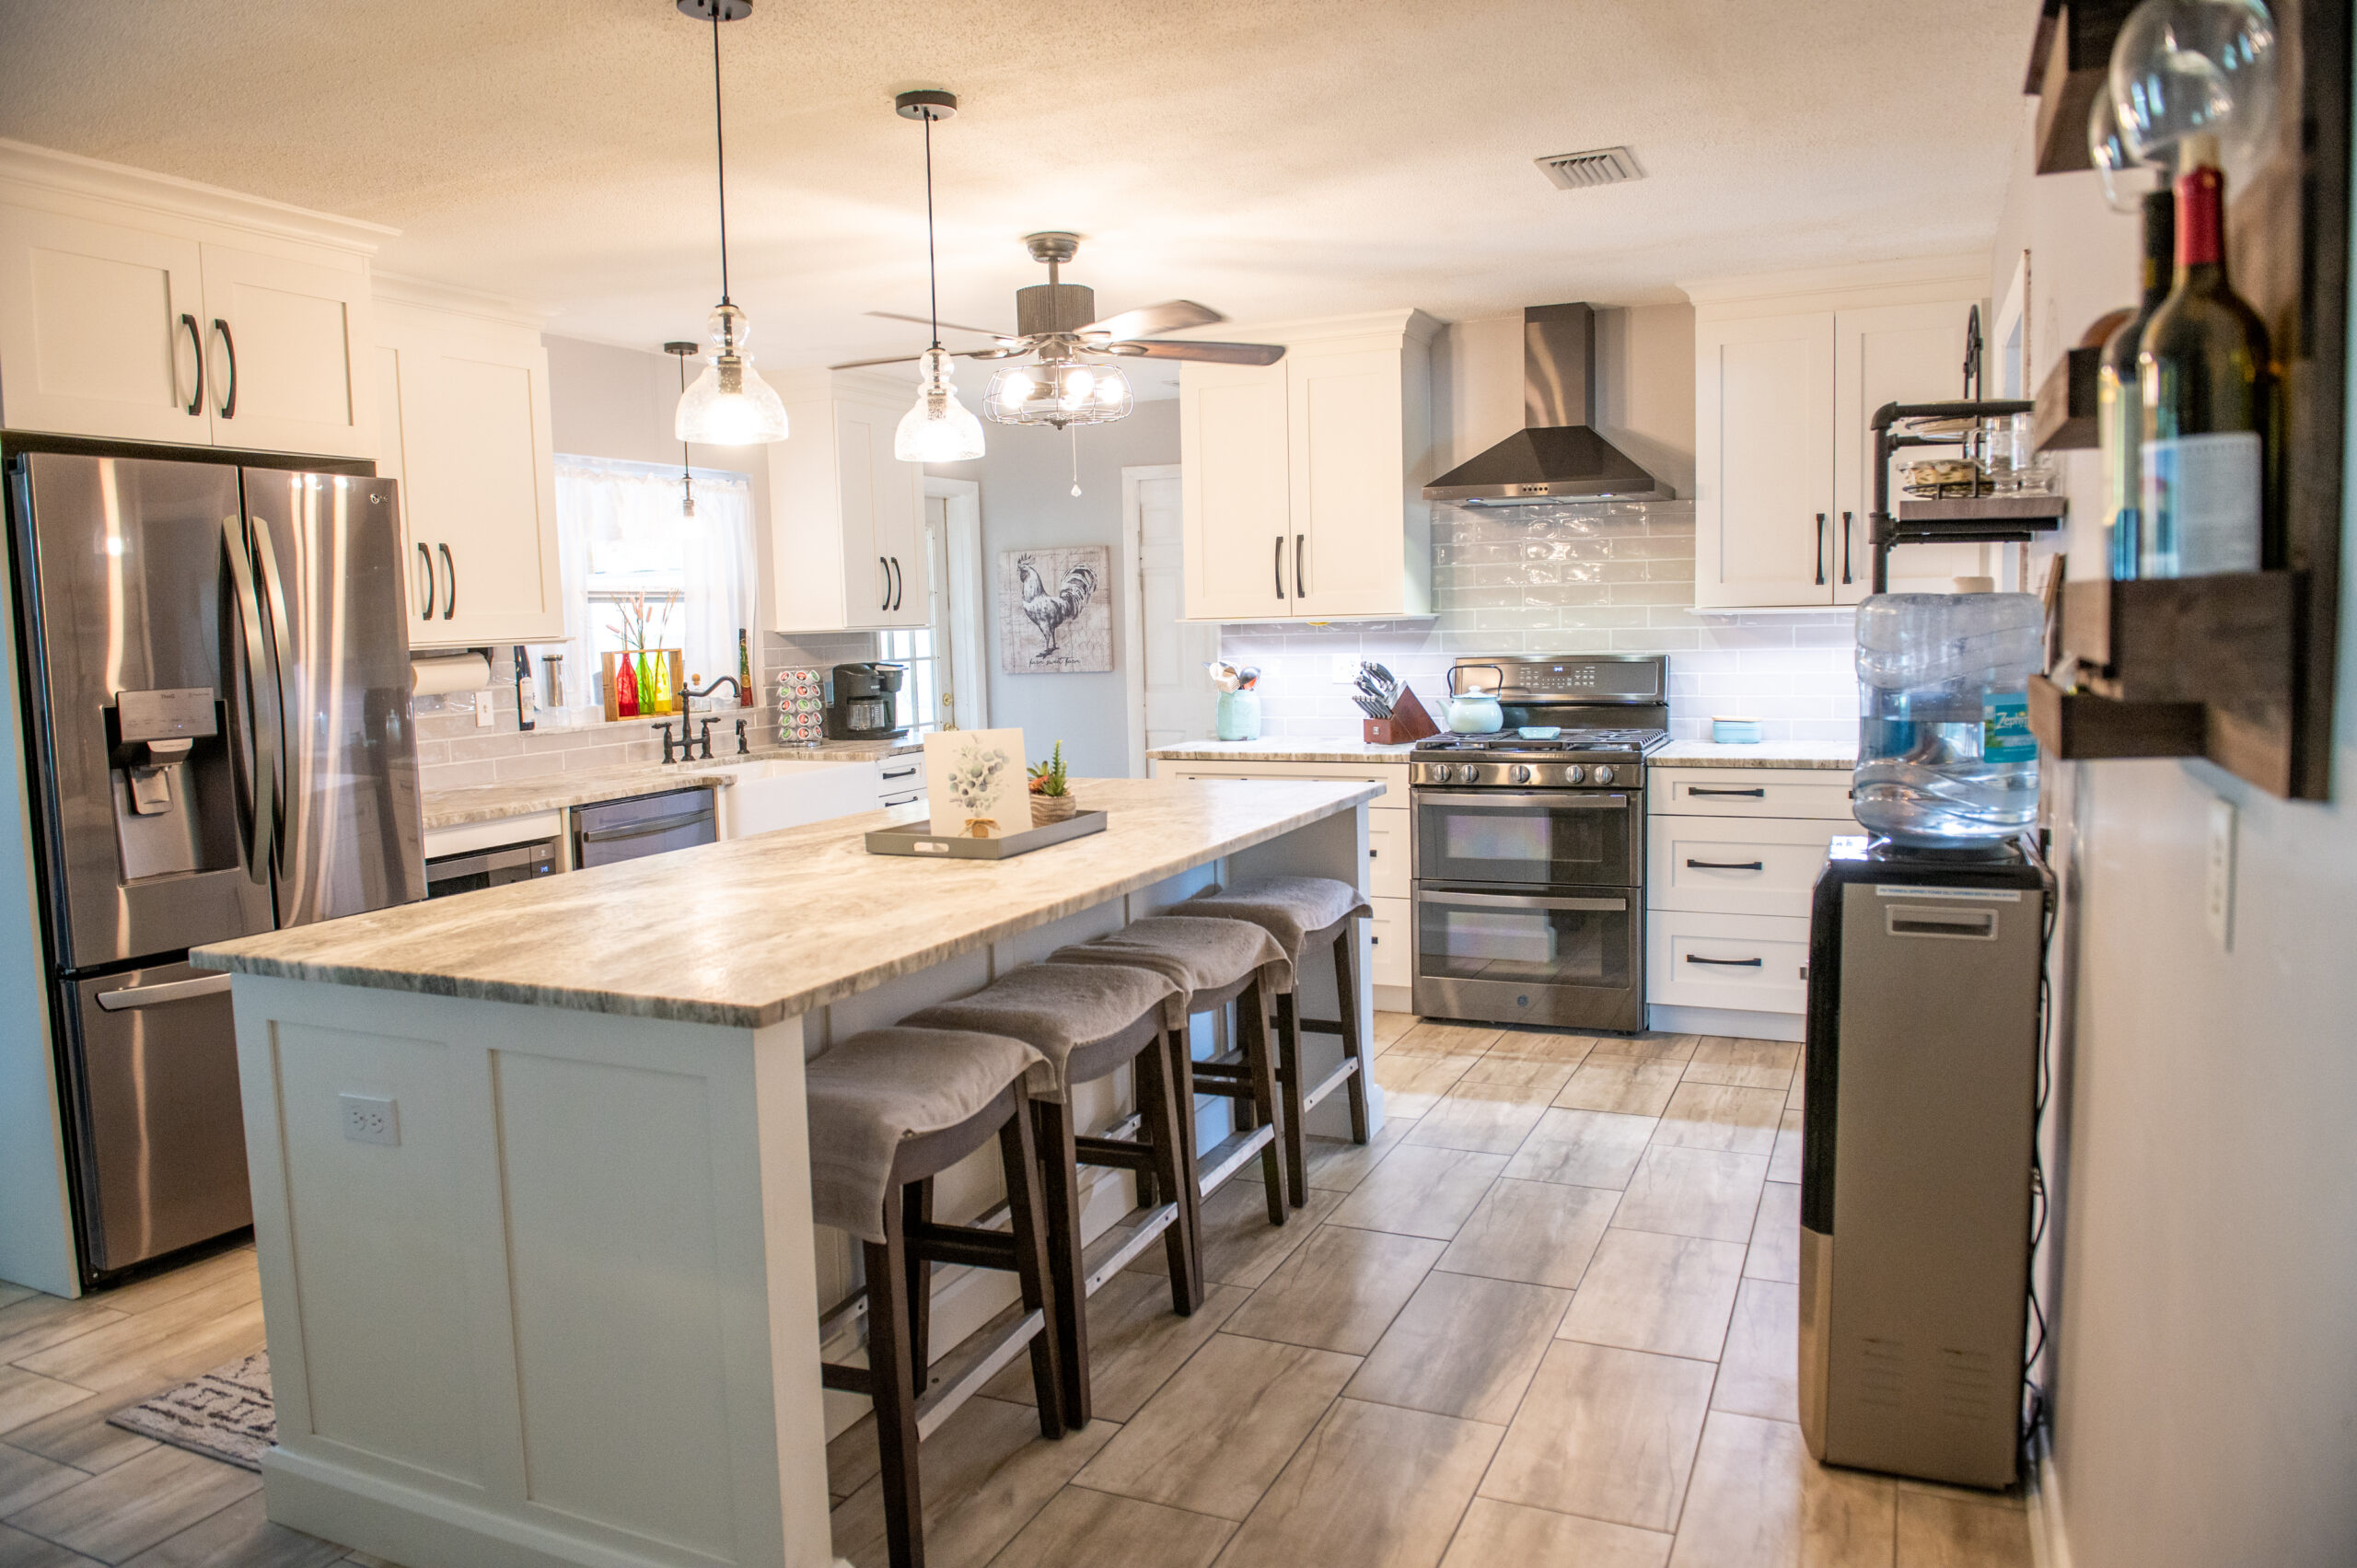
1411, 655, 1669, 1032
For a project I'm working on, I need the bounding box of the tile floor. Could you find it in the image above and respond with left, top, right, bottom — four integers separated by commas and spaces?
0, 1014, 2038, 1568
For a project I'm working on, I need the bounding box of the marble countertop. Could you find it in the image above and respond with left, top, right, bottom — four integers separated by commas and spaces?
1652, 740, 1856, 770
419, 740, 923, 830
197, 775, 1379, 1029
1146, 738, 1420, 763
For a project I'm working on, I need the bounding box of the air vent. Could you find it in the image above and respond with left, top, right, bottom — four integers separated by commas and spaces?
1535, 145, 1643, 192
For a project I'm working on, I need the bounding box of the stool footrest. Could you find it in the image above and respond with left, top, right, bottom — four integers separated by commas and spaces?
1298, 1017, 1346, 1038
1073, 1134, 1158, 1172
820, 1362, 873, 1397
912, 1303, 1049, 1442
905, 1221, 1018, 1272
1301, 1055, 1362, 1114
1078, 1201, 1182, 1295
1195, 1123, 1277, 1196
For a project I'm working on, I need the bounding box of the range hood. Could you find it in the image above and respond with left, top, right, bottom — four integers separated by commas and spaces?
1423, 303, 1673, 506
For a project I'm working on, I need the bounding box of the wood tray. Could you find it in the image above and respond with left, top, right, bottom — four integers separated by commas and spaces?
865, 810, 1108, 860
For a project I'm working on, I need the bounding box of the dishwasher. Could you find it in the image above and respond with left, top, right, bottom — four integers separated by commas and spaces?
572, 787, 718, 868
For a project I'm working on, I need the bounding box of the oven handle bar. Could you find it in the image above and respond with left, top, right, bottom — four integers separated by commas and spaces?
1417, 889, 1629, 912
1414, 790, 1631, 811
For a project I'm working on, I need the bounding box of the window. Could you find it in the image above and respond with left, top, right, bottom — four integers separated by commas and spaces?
547, 456, 754, 712
879, 510, 951, 734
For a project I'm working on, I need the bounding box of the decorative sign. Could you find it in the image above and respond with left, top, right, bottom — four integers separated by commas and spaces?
999, 546, 1109, 673
924, 727, 1027, 839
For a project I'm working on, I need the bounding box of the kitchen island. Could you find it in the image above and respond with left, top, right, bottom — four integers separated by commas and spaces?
191, 775, 1381, 1568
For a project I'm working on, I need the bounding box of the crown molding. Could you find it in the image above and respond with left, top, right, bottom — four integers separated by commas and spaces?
373, 272, 551, 331
1678, 253, 1990, 316
0, 138, 397, 254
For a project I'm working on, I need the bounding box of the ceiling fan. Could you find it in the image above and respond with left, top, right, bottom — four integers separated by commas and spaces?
832, 231, 1285, 430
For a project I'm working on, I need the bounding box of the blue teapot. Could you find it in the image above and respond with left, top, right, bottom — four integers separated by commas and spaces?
1445, 664, 1504, 734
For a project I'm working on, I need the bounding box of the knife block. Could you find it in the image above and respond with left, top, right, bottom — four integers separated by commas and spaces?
1364, 686, 1439, 744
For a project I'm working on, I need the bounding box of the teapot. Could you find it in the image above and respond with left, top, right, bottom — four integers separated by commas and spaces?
1445, 664, 1504, 734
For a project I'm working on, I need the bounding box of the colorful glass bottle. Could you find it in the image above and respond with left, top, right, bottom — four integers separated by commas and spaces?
614, 653, 640, 718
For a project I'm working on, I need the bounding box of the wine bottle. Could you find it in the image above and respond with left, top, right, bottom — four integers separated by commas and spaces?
2099, 186, 2174, 579
2137, 132, 2275, 577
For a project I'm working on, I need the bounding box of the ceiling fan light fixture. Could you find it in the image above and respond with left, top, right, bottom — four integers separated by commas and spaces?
897, 346, 987, 461
678, 302, 789, 446
984, 359, 1131, 429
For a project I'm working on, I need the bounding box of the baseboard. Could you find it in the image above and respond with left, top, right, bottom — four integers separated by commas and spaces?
1374, 984, 1412, 1015
1646, 1003, 1804, 1042
2027, 1432, 2073, 1568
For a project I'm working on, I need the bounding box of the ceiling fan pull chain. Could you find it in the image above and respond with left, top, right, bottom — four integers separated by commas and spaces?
1069, 425, 1083, 497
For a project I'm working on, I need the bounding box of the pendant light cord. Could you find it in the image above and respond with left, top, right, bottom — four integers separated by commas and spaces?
923, 110, 941, 352
710, 6, 731, 306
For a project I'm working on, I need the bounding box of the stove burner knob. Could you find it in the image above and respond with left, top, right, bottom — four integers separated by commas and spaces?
1564, 764, 1585, 784
1508, 763, 1532, 784
1594, 764, 1616, 784
1459, 764, 1481, 784
1429, 763, 1452, 784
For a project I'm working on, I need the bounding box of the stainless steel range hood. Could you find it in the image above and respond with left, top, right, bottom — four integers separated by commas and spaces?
1423, 303, 1673, 505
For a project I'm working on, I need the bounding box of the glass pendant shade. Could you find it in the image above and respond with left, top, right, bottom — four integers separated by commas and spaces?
677, 302, 788, 446
983, 359, 1134, 428
2107, 0, 2278, 173
895, 347, 986, 461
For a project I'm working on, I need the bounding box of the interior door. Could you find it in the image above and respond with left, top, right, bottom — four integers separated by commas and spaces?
198, 242, 374, 458
1134, 470, 1217, 761
0, 204, 211, 444
1180, 359, 1292, 621
1695, 312, 1835, 608
1288, 343, 1403, 617
1833, 300, 1989, 600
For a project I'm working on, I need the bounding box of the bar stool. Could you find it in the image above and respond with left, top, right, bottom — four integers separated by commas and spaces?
904, 960, 1196, 1428
1184, 876, 1375, 1207
806, 1026, 1066, 1568
1050, 914, 1294, 1241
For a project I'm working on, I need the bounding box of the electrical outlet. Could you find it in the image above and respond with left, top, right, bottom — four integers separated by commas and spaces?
473, 691, 493, 728
1330, 655, 1356, 685
339, 1093, 400, 1146
2204, 796, 2235, 951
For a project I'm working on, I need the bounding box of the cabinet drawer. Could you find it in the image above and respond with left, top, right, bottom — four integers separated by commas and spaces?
1648, 816, 1844, 918
1152, 759, 1411, 807
1654, 769, 1856, 820
1647, 910, 1809, 1014
1365, 807, 1408, 900
1369, 895, 1411, 989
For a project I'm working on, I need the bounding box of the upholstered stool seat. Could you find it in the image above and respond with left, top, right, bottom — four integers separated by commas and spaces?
1184, 876, 1375, 1204
806, 1026, 1066, 1568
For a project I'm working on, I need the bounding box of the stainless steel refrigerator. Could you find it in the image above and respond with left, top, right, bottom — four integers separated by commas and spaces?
4, 436, 424, 1284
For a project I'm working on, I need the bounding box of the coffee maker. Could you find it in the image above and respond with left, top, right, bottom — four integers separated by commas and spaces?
824, 662, 908, 739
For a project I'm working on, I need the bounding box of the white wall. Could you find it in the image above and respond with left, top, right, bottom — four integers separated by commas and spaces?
925, 399, 1180, 780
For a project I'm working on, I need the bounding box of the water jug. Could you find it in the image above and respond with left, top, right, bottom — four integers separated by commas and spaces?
1853, 593, 2042, 846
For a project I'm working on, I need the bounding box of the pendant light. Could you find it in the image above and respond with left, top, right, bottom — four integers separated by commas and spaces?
891, 89, 986, 462
664, 341, 699, 514
673, 0, 788, 446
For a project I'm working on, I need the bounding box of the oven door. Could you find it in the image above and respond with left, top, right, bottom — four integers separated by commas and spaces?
1412, 887, 1643, 1032
1414, 788, 1640, 890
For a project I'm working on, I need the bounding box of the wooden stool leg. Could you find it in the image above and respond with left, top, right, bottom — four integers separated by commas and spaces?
1166, 1025, 1208, 1303
998, 1098, 1068, 1441
863, 1207, 925, 1568
1240, 977, 1286, 1226
1029, 1099, 1092, 1429
902, 1179, 934, 1385
1134, 1037, 1202, 1315
1275, 990, 1308, 1209
1333, 924, 1372, 1144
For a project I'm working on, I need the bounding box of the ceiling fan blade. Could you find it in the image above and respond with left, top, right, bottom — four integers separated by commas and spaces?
865, 309, 1019, 341
1084, 299, 1225, 341
827, 348, 1006, 371
1111, 339, 1286, 366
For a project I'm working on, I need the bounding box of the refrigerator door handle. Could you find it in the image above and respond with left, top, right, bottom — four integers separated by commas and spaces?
96, 972, 234, 1011
220, 516, 277, 883
250, 521, 296, 856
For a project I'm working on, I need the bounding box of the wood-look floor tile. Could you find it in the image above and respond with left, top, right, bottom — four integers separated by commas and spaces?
1666, 1411, 1893, 1568
0, 1299, 130, 1369
87, 1249, 257, 1318
6, 1446, 258, 1563
830, 1396, 1114, 1568
1437, 1179, 1618, 1290
1893, 1488, 2035, 1567
1304, 1115, 1412, 1194
1480, 1341, 1714, 1533
1745, 1183, 1801, 1285
1403, 1079, 1554, 1156
1439, 1498, 1671, 1568
1345, 1272, 1569, 1424
119, 1492, 349, 1568
983, 1275, 1251, 1422
1073, 1333, 1358, 1520
0, 1446, 82, 1518
1372, 1011, 1417, 1051
1479, 1029, 1599, 1066
1224, 1226, 1443, 1355
1769, 1109, 1804, 1184
1216, 1398, 1499, 1568
1612, 1147, 1769, 1244
1552, 1059, 1685, 1117
1382, 1022, 1503, 1059
1455, 1054, 1576, 1094
1683, 1037, 1799, 1091
1712, 1279, 1798, 1423
1556, 1230, 1745, 1362
1371, 1055, 1484, 1120
1652, 1084, 1784, 1156
14, 1275, 263, 1393
825, 1412, 881, 1506
0, 1288, 31, 1314
0, 1522, 100, 1566
1584, 1032, 1698, 1065
1127, 1183, 1340, 1292
0, 1373, 88, 1442
1503, 1109, 1656, 1191
1788, 1074, 1806, 1112
0, 1388, 160, 1475
983, 1487, 1232, 1568
1328, 1144, 1508, 1241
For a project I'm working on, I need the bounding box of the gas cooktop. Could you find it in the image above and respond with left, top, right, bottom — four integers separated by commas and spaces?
1415, 727, 1668, 757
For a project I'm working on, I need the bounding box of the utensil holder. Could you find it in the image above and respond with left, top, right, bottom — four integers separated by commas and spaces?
1362, 686, 1438, 744
1215, 690, 1261, 741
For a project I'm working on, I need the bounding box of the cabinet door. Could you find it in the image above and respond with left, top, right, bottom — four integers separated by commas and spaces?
1832, 300, 1987, 600
1180, 360, 1293, 621
1288, 344, 1404, 617
861, 408, 929, 628
372, 339, 439, 632
831, 402, 896, 628
198, 243, 374, 458
397, 324, 563, 646
1695, 313, 1835, 608
0, 205, 210, 443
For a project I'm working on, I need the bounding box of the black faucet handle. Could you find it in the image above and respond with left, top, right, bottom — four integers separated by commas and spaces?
651, 720, 677, 763
734, 717, 749, 755
693, 716, 717, 760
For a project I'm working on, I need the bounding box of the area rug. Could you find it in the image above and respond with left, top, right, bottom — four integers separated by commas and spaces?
106, 1352, 275, 1470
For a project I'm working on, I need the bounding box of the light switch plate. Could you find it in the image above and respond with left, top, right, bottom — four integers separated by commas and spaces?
1330, 655, 1356, 685
2204, 796, 2235, 951
340, 1093, 400, 1146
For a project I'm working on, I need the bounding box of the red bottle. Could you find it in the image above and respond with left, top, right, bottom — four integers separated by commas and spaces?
614, 655, 640, 717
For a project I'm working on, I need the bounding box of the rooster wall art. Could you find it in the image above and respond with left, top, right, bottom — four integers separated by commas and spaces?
999, 546, 1112, 672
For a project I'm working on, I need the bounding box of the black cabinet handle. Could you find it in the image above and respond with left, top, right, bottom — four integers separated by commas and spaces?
1688, 786, 1765, 797
438, 542, 457, 619
1295, 533, 1306, 599
179, 313, 203, 415
879, 556, 891, 612
211, 318, 237, 417
891, 555, 904, 611
415, 542, 435, 621
881, 766, 917, 780
1273, 535, 1285, 598
1687, 954, 1764, 967
1686, 859, 1766, 871
1814, 512, 1826, 587
1840, 510, 1854, 585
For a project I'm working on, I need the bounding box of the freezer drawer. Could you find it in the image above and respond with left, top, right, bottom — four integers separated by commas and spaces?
572, 787, 717, 868
69, 960, 251, 1272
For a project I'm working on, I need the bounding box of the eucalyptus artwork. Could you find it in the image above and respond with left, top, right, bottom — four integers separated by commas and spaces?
923, 727, 1026, 840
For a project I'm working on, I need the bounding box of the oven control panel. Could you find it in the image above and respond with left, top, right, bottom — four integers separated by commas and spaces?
1415, 761, 1638, 789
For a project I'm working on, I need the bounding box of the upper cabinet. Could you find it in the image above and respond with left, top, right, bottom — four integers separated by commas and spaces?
1687, 265, 1989, 608
373, 284, 565, 649
1180, 310, 1438, 622
0, 142, 381, 459
765, 369, 929, 633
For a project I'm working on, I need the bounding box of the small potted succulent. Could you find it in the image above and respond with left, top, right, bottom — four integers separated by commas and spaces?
1028, 742, 1076, 825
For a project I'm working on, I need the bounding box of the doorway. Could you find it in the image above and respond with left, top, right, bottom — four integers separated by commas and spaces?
916, 476, 986, 731
1120, 464, 1217, 775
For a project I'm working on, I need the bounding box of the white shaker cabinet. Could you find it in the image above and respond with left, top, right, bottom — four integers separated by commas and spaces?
765, 369, 929, 633
1830, 300, 1988, 601
1178, 358, 1292, 621
0, 205, 211, 445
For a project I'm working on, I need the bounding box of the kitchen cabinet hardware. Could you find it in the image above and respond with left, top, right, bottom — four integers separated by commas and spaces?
1686, 859, 1765, 871
1686, 954, 1764, 967
415, 543, 435, 621
890, 556, 904, 611
179, 314, 203, 414
1688, 786, 1765, 798
1272, 535, 1285, 598
880, 556, 891, 612
211, 317, 237, 417
1814, 513, 1825, 586
438, 543, 456, 619
1840, 511, 1853, 585
881, 766, 918, 781
1295, 533, 1306, 598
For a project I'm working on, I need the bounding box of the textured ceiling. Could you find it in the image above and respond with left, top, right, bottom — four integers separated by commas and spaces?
0, 1, 2033, 366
